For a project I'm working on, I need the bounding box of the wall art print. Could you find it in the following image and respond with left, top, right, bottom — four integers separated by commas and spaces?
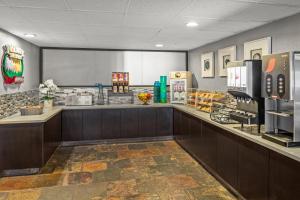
217, 45, 236, 77
244, 37, 272, 60
201, 52, 214, 78
1, 45, 25, 85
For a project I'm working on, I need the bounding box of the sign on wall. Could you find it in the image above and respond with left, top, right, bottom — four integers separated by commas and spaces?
1, 45, 25, 85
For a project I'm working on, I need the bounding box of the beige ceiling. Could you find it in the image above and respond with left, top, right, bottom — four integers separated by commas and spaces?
0, 0, 299, 50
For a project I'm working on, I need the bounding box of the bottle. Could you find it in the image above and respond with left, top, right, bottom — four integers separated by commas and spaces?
124, 72, 129, 93
160, 76, 167, 103
112, 72, 118, 93
153, 81, 160, 103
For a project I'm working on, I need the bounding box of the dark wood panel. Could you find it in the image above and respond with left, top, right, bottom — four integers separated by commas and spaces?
173, 109, 181, 139
139, 108, 157, 137
102, 109, 121, 139
217, 129, 238, 189
43, 112, 62, 164
82, 110, 102, 140
269, 151, 300, 200
200, 121, 218, 170
238, 138, 269, 200
62, 110, 83, 141
156, 108, 173, 136
0, 124, 43, 170
189, 115, 202, 156
121, 109, 139, 138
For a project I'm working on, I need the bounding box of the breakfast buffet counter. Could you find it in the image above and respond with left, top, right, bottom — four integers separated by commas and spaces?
1, 103, 300, 163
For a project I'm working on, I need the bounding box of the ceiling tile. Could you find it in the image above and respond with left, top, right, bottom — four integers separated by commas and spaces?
6, 0, 68, 10
0, 7, 26, 24
227, 3, 300, 21
181, 0, 253, 20
13, 7, 77, 23
33, 22, 83, 34
72, 11, 124, 26
127, 0, 192, 15
124, 13, 172, 28
66, 0, 128, 13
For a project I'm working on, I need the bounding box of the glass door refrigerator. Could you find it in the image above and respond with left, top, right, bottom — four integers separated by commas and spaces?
169, 71, 192, 104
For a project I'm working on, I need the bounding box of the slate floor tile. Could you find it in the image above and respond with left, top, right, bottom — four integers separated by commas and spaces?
0, 141, 236, 200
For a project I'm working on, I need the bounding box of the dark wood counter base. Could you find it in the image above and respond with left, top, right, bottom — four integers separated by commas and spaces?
1, 106, 300, 200
174, 108, 300, 200
0, 112, 62, 177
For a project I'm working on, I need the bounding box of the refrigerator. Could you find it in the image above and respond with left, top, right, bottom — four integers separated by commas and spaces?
169, 71, 192, 104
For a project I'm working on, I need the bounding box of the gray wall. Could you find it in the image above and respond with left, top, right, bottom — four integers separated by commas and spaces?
189, 13, 300, 91
0, 29, 40, 95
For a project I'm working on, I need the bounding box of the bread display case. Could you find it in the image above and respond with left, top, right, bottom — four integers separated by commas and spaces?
195, 91, 226, 113
186, 88, 197, 107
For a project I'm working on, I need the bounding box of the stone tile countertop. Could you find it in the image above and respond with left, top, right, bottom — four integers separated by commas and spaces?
1, 103, 300, 163
0, 107, 63, 125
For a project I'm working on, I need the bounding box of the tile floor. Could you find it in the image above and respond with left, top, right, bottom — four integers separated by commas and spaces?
0, 141, 237, 200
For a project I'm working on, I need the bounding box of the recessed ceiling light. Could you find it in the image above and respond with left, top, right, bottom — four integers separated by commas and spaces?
186, 22, 198, 27
155, 44, 164, 48
24, 33, 36, 38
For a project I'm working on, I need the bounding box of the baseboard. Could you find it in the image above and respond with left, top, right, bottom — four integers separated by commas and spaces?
61, 136, 174, 147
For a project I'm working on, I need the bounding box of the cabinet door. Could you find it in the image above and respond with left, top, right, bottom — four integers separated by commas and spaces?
238, 138, 269, 200
176, 111, 190, 147
173, 109, 181, 139
0, 124, 43, 170
62, 110, 83, 141
156, 108, 173, 136
269, 151, 300, 200
121, 109, 140, 138
102, 109, 121, 139
189, 116, 202, 159
44, 112, 62, 164
139, 108, 156, 137
82, 110, 102, 140
217, 129, 238, 189
200, 121, 217, 170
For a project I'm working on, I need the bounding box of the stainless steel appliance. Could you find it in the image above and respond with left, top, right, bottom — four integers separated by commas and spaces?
227, 60, 264, 134
169, 71, 192, 104
262, 52, 300, 147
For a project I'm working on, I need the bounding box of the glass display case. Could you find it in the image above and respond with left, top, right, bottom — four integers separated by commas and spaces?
195, 91, 226, 113
186, 88, 197, 107
210, 94, 238, 124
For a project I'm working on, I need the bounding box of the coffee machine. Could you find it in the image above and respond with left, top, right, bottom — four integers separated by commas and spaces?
227, 60, 264, 134
262, 52, 300, 147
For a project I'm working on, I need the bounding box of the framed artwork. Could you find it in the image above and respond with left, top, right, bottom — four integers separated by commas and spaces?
201, 52, 214, 78
244, 37, 272, 60
217, 45, 237, 77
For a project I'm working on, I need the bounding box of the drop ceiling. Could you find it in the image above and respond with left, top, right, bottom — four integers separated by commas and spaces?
0, 0, 299, 50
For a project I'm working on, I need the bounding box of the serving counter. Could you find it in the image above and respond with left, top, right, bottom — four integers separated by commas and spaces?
1, 104, 300, 199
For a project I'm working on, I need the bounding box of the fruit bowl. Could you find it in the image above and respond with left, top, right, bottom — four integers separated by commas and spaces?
138, 93, 152, 105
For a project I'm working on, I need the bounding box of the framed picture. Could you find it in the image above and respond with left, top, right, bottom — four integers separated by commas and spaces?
201, 52, 214, 78
244, 37, 272, 60
217, 45, 237, 77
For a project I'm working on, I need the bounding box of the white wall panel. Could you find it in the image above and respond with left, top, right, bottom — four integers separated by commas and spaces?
43, 49, 186, 86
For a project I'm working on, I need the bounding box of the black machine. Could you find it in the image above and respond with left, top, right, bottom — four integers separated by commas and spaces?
227, 60, 264, 134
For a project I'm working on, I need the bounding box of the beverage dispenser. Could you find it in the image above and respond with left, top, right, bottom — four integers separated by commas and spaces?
227, 60, 264, 134
262, 52, 300, 147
